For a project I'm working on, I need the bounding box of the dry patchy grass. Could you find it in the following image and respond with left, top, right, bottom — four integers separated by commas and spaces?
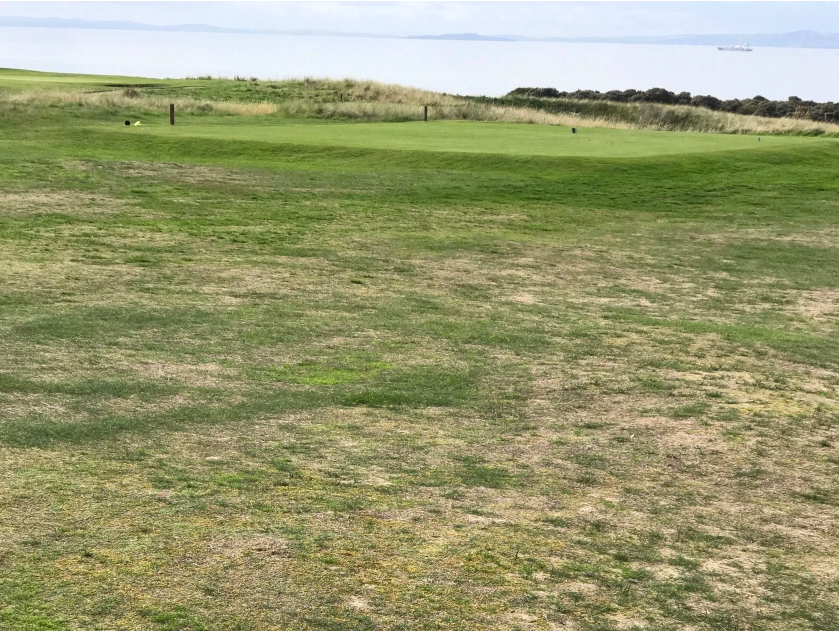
1, 135, 838, 630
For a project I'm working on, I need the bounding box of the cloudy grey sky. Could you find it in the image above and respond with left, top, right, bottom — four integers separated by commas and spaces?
2, 2, 839, 38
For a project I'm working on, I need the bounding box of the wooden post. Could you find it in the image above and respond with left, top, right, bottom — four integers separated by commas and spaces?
170, 103, 175, 126
424, 105, 428, 122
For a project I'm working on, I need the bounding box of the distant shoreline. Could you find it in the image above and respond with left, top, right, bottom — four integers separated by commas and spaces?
1, 16, 838, 50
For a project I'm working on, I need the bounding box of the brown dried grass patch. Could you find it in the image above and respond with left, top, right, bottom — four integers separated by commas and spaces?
133, 361, 230, 388
215, 534, 291, 560
0, 190, 131, 216
785, 289, 839, 321
2, 89, 278, 116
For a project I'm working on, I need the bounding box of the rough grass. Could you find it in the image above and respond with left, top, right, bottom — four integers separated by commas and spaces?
0, 69, 838, 631
0, 87, 623, 127
566, 98, 839, 135
274, 100, 626, 127
0, 89, 280, 116
479, 95, 839, 136
2, 69, 834, 134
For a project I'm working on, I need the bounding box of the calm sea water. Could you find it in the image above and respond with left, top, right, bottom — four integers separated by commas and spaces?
1, 27, 837, 101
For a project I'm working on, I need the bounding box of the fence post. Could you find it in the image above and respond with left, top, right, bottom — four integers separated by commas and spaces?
170, 103, 175, 126
424, 105, 428, 122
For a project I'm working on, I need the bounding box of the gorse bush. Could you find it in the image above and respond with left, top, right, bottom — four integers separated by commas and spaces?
508, 86, 839, 122
470, 94, 839, 135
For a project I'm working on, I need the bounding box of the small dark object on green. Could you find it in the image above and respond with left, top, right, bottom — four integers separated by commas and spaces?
125, 120, 130, 126
572, 128, 577, 134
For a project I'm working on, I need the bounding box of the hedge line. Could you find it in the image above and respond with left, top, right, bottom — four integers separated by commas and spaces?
507, 87, 839, 122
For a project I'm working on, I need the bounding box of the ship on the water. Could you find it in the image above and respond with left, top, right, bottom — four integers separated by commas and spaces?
718, 44, 753, 52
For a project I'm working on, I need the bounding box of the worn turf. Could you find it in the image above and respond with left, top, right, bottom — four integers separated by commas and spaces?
1, 69, 838, 631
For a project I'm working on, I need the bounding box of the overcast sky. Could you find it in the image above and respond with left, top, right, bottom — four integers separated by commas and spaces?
2, 2, 839, 38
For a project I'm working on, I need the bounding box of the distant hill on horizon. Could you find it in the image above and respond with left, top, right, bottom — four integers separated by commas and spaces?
542, 30, 839, 49
404, 32, 516, 42
2, 16, 838, 49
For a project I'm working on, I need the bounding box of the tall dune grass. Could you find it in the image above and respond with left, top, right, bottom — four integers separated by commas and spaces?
0, 87, 621, 127
274, 100, 627, 127
0, 89, 279, 115
570, 99, 839, 135
486, 95, 839, 136
2, 79, 837, 136
291, 77, 463, 105
628, 101, 839, 135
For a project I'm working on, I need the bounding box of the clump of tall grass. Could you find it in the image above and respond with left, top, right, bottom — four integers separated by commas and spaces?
290, 76, 464, 105
306, 98, 603, 127
629, 102, 839, 135
0, 89, 278, 116
276, 100, 419, 122
480, 95, 839, 136
441, 103, 628, 128
589, 100, 839, 134
272, 100, 623, 127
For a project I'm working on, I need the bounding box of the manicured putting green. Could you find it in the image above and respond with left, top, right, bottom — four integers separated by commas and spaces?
135, 120, 831, 158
